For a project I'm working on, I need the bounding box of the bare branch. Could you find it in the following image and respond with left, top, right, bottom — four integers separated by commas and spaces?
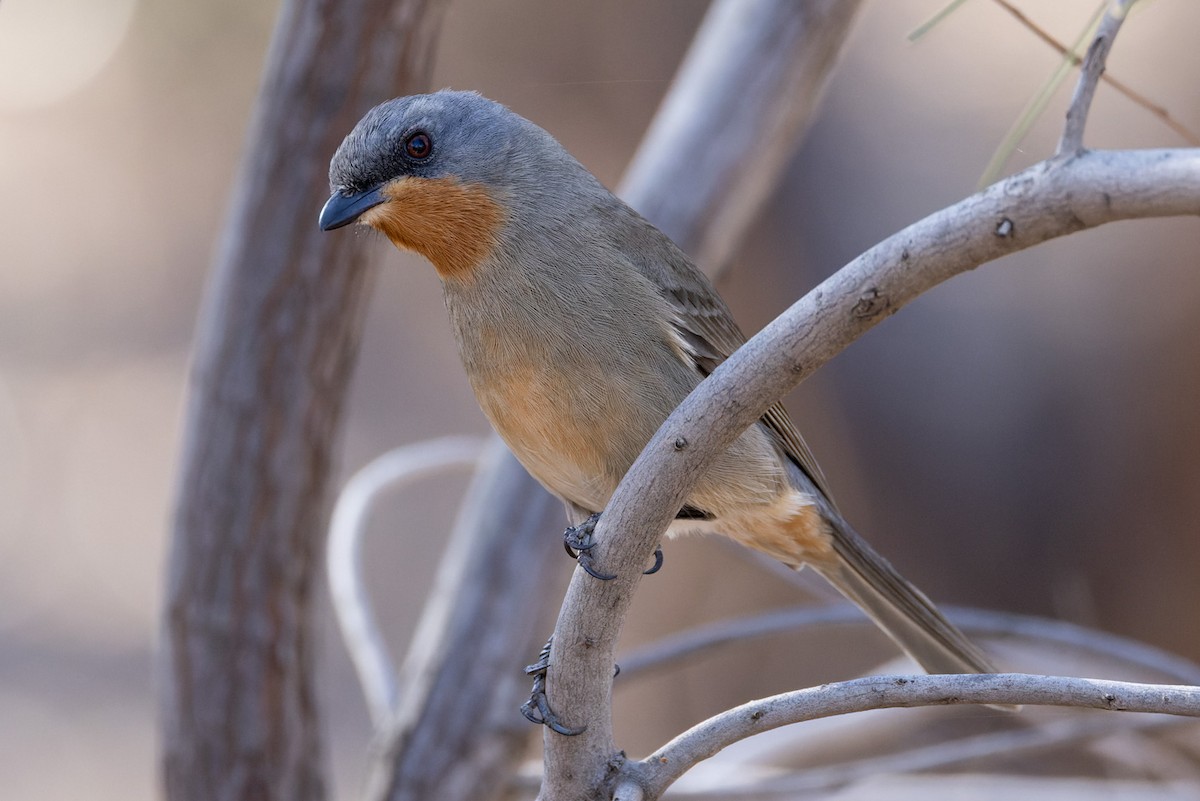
620, 0, 865, 272
545, 145, 1200, 798
615, 604, 1200, 685
1058, 0, 1134, 155
944, 607, 1200, 685
537, 2, 865, 797
658, 716, 1189, 798
161, 1, 448, 798
362, 442, 568, 801
510, 715, 1193, 798
641, 673, 1200, 797
327, 436, 484, 728
373, 1, 861, 798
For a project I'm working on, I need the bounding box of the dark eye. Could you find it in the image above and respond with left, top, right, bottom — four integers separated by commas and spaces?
405, 131, 432, 160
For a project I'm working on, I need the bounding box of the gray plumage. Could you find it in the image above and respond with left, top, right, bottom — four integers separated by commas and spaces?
322, 90, 997, 676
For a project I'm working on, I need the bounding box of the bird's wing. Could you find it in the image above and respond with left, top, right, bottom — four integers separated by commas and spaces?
650, 250, 835, 503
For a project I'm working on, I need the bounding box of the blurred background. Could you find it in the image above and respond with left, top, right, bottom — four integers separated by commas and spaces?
2, 0, 1199, 798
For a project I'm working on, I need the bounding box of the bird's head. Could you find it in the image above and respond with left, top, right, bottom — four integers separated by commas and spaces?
319, 90, 582, 282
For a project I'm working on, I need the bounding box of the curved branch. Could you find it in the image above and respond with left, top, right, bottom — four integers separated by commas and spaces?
547, 146, 1200, 797
641, 673, 1200, 796
649, 715, 1188, 798
537, 1, 866, 796
615, 604, 1200, 685
327, 436, 485, 727
362, 441, 569, 801
580, 148, 1200, 579
540, 5, 1193, 800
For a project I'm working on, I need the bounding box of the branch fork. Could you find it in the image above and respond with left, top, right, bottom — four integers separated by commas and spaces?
537, 2, 1200, 798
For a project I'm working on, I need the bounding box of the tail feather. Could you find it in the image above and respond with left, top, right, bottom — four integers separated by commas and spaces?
811, 511, 997, 676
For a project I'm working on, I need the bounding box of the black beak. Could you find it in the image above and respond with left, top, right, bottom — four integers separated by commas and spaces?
319, 186, 386, 231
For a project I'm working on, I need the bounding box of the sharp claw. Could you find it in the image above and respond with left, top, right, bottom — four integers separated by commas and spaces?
643, 546, 664, 575
577, 553, 617, 581
546, 714, 586, 737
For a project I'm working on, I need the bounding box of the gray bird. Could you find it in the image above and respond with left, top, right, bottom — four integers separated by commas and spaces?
320, 90, 996, 677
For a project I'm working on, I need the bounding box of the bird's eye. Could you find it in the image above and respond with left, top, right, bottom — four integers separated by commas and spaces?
405, 131, 432, 160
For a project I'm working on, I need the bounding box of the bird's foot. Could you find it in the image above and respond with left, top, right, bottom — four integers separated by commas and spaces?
520, 636, 585, 736
562, 513, 615, 580
562, 513, 665, 578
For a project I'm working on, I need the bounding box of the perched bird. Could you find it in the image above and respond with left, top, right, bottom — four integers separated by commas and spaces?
320, 90, 996, 677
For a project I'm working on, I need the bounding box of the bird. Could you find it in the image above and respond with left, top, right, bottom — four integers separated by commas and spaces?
319, 90, 997, 682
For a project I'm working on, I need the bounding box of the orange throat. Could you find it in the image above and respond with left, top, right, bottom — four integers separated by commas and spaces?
361, 175, 505, 282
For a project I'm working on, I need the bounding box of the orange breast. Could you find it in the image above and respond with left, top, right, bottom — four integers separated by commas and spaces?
361, 176, 506, 282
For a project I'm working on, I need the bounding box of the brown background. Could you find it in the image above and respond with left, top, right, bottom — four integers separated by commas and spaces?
2, 1, 1199, 797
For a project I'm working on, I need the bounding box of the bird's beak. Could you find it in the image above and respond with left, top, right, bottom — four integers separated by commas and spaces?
319, 185, 386, 231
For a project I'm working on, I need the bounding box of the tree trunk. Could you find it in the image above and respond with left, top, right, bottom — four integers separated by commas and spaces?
160, 2, 448, 800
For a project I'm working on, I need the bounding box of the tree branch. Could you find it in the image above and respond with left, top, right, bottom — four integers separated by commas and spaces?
1058, 0, 1133, 155
639, 673, 1200, 796
667, 714, 1188, 798
161, 2, 448, 799
359, 2, 862, 798
538, 3, 1199, 799
615, 604, 1200, 685
619, 0, 864, 271
361, 440, 569, 801
537, 2, 865, 797
544, 145, 1200, 798
326, 436, 485, 728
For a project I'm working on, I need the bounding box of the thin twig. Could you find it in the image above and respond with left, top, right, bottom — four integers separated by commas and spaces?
906, 0, 970, 42
993, 0, 1198, 145
1058, 0, 1135, 155
640, 673, 1200, 797
948, 607, 1200, 685
614, 604, 1200, 685
994, 0, 1090, 55
327, 436, 485, 728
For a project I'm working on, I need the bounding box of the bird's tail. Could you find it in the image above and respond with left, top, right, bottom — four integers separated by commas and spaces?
810, 510, 997, 676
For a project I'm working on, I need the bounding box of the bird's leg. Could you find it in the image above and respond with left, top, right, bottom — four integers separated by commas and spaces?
562, 512, 616, 580
520, 635, 585, 736
563, 512, 665, 578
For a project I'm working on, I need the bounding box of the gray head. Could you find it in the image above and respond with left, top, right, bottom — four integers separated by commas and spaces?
320, 91, 584, 228
318, 91, 613, 279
